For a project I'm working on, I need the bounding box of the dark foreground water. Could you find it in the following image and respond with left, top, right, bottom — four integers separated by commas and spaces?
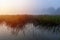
0, 23, 60, 40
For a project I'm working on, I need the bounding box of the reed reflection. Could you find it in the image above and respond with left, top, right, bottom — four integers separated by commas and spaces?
0, 15, 59, 35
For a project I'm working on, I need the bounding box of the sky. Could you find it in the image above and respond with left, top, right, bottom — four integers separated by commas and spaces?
0, 0, 60, 15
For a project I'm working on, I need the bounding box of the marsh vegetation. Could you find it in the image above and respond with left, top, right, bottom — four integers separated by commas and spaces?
0, 15, 59, 40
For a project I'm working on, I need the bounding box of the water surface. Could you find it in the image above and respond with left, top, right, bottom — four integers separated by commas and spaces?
0, 23, 60, 40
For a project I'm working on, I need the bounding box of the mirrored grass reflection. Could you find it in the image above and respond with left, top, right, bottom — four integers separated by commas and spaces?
0, 22, 59, 40
0, 15, 59, 40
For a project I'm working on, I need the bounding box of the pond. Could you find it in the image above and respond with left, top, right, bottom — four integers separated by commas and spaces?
0, 22, 60, 40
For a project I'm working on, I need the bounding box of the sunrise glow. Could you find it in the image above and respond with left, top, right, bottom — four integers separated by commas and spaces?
0, 0, 29, 15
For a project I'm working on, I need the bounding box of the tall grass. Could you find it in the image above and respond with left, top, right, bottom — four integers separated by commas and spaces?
35, 15, 60, 32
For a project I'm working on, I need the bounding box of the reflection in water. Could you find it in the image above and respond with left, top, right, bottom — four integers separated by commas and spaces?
0, 22, 60, 40
0, 15, 60, 34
